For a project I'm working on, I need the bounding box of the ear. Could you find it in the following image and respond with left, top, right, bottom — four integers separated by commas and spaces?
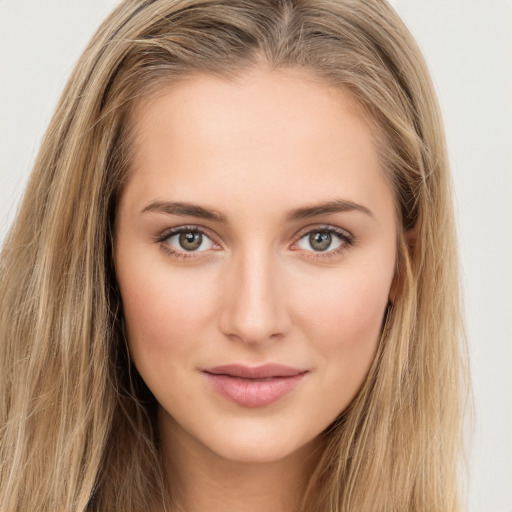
405, 225, 418, 252
388, 226, 418, 304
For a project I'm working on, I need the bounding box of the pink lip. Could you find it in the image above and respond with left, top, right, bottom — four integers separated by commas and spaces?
202, 364, 308, 408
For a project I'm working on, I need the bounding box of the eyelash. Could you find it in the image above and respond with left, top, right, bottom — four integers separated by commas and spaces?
155, 224, 218, 260
155, 224, 354, 261
292, 225, 354, 260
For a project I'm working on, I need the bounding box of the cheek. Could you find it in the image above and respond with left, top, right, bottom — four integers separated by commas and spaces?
290, 261, 393, 401
116, 249, 219, 376
117, 267, 220, 413
294, 265, 391, 344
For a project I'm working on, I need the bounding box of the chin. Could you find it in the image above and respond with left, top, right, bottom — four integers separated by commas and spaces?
199, 422, 318, 464
214, 442, 294, 464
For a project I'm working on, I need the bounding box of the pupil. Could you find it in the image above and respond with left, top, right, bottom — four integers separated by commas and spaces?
309, 232, 331, 251
179, 231, 202, 251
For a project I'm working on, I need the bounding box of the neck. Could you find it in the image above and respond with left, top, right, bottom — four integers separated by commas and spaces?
158, 410, 324, 512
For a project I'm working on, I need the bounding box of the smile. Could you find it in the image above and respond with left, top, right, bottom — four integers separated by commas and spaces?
202, 364, 309, 408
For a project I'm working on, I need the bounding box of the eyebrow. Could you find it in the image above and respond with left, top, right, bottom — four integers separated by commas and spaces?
141, 201, 228, 223
285, 199, 374, 221
141, 198, 373, 223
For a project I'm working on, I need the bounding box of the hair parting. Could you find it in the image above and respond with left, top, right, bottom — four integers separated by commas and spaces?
0, 1, 469, 510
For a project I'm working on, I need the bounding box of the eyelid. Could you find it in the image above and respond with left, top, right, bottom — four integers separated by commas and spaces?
291, 224, 353, 246
156, 224, 219, 244
155, 224, 222, 258
155, 223, 354, 260
289, 224, 354, 260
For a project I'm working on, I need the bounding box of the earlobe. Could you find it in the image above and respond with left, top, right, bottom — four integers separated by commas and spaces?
389, 264, 401, 305
405, 225, 418, 253
388, 226, 418, 304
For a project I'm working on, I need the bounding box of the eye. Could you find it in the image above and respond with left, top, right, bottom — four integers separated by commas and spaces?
294, 227, 352, 255
158, 226, 217, 258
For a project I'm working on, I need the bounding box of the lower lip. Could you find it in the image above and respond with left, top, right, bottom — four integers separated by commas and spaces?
204, 372, 307, 408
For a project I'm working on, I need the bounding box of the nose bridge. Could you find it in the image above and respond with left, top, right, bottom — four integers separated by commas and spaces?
219, 242, 289, 344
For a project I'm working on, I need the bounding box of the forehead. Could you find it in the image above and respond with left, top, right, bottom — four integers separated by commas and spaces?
122, 66, 393, 221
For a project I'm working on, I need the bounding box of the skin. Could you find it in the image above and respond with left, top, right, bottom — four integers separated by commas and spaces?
114, 64, 398, 512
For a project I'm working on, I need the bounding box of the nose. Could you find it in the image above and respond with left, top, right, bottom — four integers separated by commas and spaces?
218, 249, 291, 346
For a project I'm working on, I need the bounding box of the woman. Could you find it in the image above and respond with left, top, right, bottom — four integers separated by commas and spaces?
0, 1, 469, 511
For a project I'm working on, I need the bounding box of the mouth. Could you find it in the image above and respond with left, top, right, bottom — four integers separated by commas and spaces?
201, 364, 309, 408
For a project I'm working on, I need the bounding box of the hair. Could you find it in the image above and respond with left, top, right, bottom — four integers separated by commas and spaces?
0, 0, 469, 510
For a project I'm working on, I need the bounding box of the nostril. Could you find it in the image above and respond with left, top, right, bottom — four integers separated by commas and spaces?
217, 260, 291, 344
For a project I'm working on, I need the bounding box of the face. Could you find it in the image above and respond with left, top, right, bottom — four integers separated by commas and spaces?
114, 66, 397, 464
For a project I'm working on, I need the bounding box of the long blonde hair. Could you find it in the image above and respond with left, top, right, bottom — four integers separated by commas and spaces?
0, 1, 469, 510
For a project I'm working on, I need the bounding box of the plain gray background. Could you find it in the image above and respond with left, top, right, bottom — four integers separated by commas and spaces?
1, 1, 511, 510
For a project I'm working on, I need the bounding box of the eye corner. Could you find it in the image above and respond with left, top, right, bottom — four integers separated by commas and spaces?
155, 224, 223, 260
290, 224, 355, 260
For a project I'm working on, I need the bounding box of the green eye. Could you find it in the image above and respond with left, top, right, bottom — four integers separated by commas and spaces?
178, 231, 203, 251
308, 232, 333, 251
163, 229, 215, 253
296, 228, 351, 254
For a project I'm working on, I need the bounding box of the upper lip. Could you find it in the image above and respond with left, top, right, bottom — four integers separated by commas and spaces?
202, 364, 308, 379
